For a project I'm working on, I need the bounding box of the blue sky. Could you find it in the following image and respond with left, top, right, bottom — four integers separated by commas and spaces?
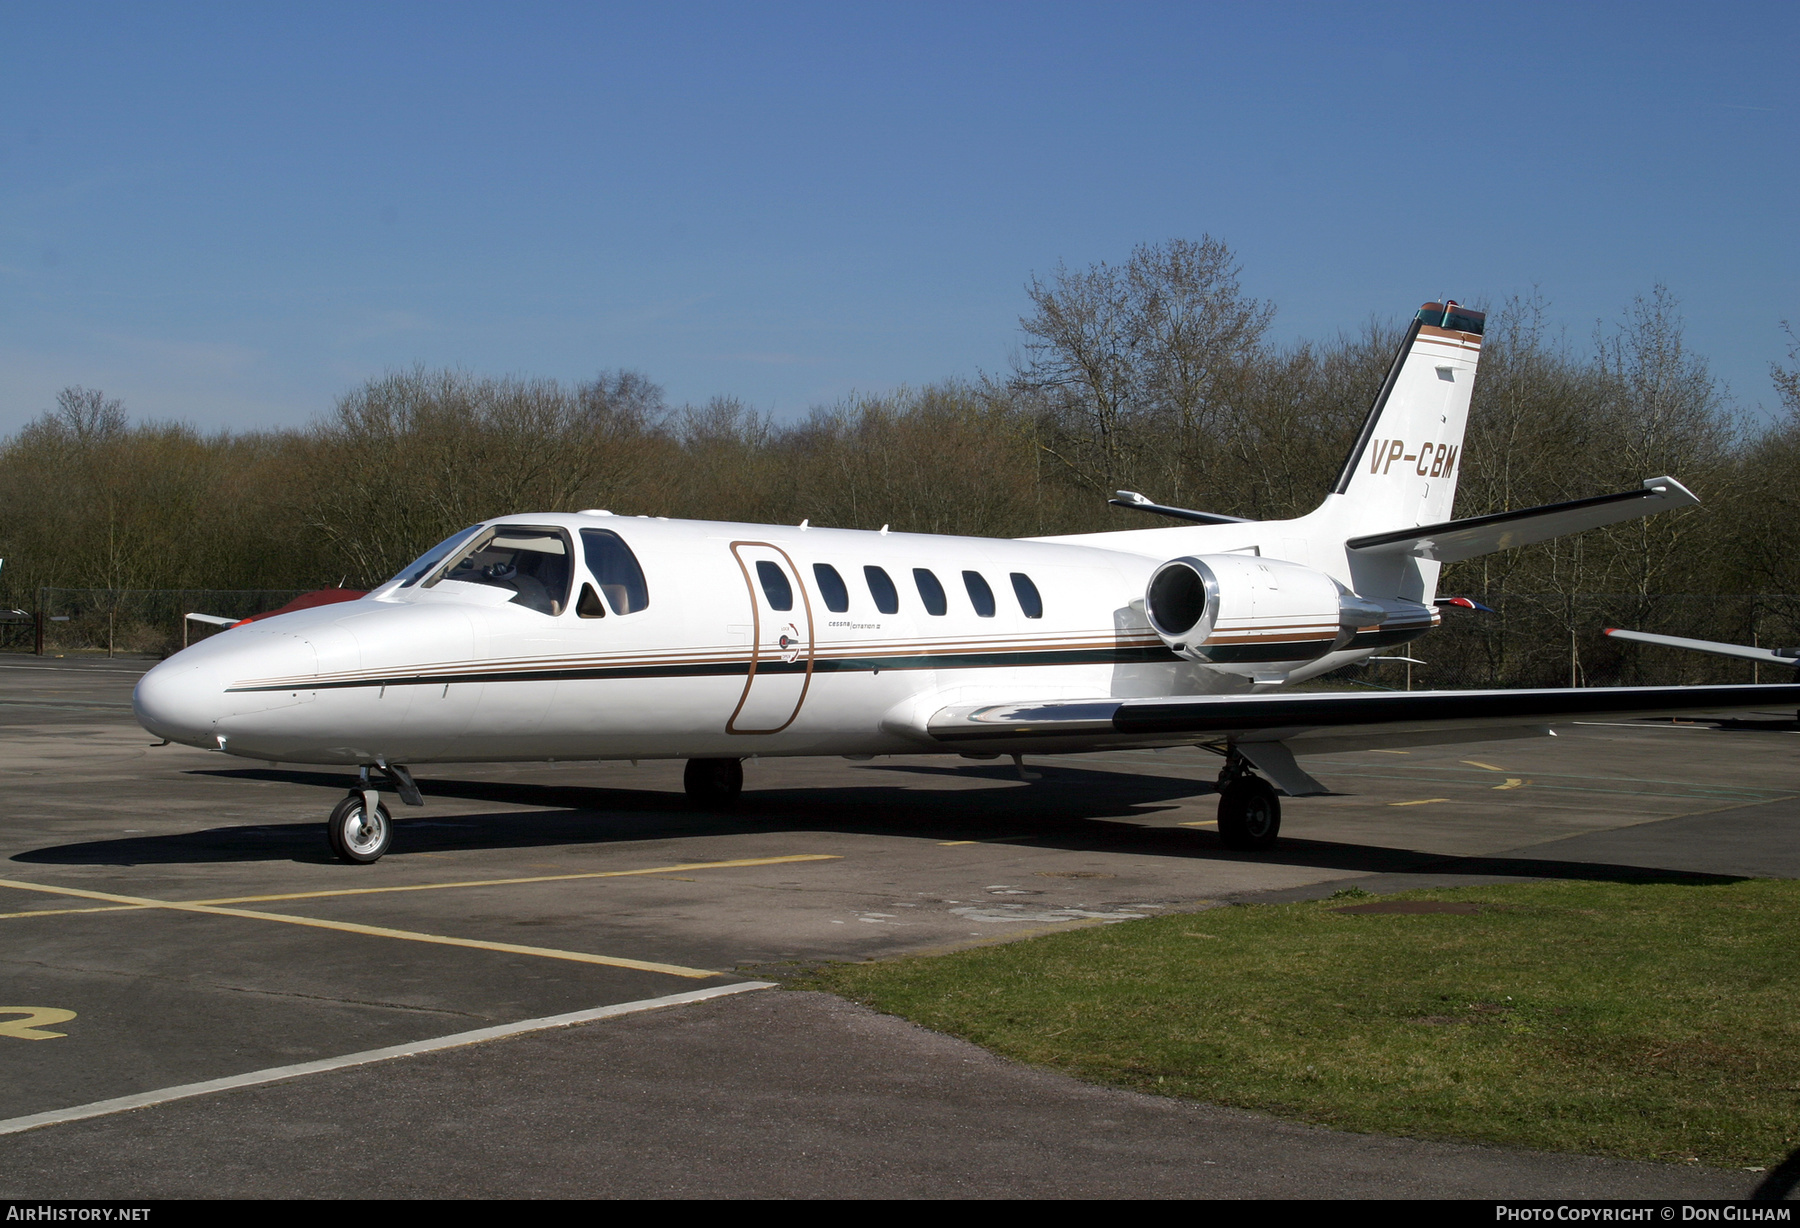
2, 2, 1794, 435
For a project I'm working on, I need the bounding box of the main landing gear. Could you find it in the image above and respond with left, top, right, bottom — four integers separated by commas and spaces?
326, 763, 423, 864
684, 758, 744, 807
1215, 753, 1281, 851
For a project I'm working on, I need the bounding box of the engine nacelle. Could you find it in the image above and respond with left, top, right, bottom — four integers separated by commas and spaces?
1144, 554, 1389, 675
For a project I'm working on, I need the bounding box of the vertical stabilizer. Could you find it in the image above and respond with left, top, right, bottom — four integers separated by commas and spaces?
1325, 302, 1484, 536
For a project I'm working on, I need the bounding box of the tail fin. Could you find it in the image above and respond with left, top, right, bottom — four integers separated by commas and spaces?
1324, 301, 1484, 535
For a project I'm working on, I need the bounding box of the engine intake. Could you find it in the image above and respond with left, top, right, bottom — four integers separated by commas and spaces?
1145, 554, 1389, 674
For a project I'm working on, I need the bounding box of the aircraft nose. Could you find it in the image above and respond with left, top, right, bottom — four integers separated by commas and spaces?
134, 656, 225, 748
134, 625, 326, 749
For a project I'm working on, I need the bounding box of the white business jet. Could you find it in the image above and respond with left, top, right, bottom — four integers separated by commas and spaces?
134, 302, 1800, 862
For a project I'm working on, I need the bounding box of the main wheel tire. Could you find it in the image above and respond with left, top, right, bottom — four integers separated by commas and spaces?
1217, 777, 1281, 850
327, 792, 392, 864
683, 758, 744, 807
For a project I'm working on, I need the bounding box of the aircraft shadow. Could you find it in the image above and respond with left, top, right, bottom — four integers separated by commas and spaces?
9, 762, 1749, 885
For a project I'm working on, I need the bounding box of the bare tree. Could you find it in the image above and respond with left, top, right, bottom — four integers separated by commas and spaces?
1012, 237, 1272, 497
1772, 321, 1800, 416
53, 386, 127, 443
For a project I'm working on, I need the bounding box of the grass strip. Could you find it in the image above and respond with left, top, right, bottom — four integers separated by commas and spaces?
806, 878, 1800, 1167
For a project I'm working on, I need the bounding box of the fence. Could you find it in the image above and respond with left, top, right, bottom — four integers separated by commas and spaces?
29, 588, 308, 657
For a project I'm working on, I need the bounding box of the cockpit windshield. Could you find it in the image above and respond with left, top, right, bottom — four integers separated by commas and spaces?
425, 526, 574, 616
386, 525, 484, 590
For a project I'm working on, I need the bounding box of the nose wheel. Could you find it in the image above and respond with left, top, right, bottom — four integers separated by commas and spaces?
327, 791, 392, 863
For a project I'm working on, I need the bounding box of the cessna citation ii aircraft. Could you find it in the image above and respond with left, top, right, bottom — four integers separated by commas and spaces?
134, 301, 1800, 862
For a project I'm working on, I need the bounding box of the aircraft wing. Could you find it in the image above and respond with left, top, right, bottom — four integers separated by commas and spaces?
1345, 477, 1698, 563
922, 683, 1800, 794
1604, 627, 1800, 667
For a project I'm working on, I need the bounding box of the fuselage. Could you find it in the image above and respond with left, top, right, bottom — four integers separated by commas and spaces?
131, 507, 1434, 767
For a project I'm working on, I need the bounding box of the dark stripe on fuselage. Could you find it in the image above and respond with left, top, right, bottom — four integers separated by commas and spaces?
227, 644, 1186, 693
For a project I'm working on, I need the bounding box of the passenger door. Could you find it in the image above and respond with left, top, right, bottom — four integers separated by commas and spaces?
727, 542, 815, 734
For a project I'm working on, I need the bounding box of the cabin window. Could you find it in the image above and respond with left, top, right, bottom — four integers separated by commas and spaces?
1010, 572, 1043, 619
813, 563, 850, 613
429, 527, 573, 616
962, 570, 996, 617
864, 565, 899, 615
756, 560, 794, 611
580, 528, 650, 615
389, 525, 482, 589
913, 568, 947, 616
577, 583, 606, 618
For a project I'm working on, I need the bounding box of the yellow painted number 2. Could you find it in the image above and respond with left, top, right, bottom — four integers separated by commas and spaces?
0, 1008, 77, 1040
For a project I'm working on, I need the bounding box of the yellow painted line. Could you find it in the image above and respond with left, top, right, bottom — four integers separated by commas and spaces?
185, 854, 841, 907
0, 855, 841, 919
1494, 778, 1527, 791
0, 905, 141, 920
1462, 760, 1504, 771
0, 878, 719, 979
938, 841, 977, 846
1373, 750, 1411, 755
1389, 798, 1452, 807
1178, 820, 1218, 828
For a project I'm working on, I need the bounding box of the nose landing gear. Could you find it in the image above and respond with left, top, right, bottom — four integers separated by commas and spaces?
325, 763, 422, 863
327, 790, 392, 864
1215, 753, 1281, 850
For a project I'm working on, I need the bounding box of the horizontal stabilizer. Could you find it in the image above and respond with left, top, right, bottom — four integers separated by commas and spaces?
1108, 490, 1251, 526
1605, 627, 1800, 666
928, 682, 1800, 754
184, 612, 238, 627
1345, 477, 1698, 564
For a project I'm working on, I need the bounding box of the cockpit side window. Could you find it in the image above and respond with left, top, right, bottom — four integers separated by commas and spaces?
580, 529, 650, 615
428, 526, 573, 616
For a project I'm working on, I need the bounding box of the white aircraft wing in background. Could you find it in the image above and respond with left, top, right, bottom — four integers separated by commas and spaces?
1604, 627, 1800, 669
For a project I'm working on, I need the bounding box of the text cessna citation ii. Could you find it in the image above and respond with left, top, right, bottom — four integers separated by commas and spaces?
134, 301, 1800, 862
